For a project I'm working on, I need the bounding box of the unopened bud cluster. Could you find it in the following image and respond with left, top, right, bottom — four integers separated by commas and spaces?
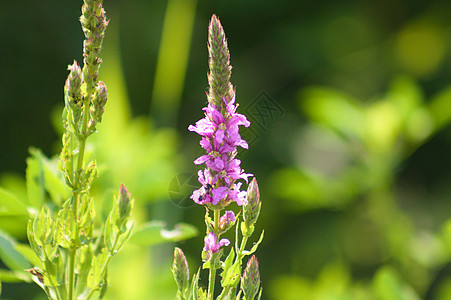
241, 255, 261, 300
242, 178, 261, 237
172, 248, 190, 299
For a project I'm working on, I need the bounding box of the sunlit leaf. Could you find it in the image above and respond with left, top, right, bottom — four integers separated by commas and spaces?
26, 149, 45, 208
373, 266, 420, 300
299, 87, 365, 140
429, 85, 451, 131
130, 221, 198, 246
0, 230, 30, 271
0, 269, 30, 283
0, 188, 28, 216
14, 243, 42, 269
245, 230, 264, 257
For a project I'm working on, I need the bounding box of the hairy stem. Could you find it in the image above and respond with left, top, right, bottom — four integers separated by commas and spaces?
68, 100, 90, 300
67, 248, 77, 300
208, 210, 221, 299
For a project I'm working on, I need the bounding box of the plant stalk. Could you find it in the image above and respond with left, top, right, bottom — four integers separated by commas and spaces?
208, 210, 221, 299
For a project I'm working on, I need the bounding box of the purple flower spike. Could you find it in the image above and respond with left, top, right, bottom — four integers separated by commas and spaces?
188, 15, 253, 209
203, 231, 230, 254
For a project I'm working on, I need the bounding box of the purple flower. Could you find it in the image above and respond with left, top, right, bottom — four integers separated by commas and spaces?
219, 210, 236, 232
207, 156, 252, 186
203, 231, 230, 254
193, 139, 234, 165
189, 93, 252, 207
220, 210, 235, 224
188, 98, 249, 151
228, 182, 247, 206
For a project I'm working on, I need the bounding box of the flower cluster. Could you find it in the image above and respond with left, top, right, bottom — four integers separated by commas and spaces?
189, 95, 252, 208
173, 15, 262, 299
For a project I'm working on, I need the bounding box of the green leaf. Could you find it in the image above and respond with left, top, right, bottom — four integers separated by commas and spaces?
244, 230, 264, 257
299, 87, 365, 140
202, 260, 211, 270
14, 243, 42, 269
429, 85, 451, 131
77, 245, 94, 295
130, 221, 198, 246
190, 268, 201, 300
88, 249, 109, 290
0, 188, 29, 216
28, 148, 70, 207
26, 149, 45, 208
221, 261, 241, 288
221, 247, 235, 286
0, 230, 30, 271
0, 269, 30, 283
373, 266, 420, 300
256, 288, 262, 300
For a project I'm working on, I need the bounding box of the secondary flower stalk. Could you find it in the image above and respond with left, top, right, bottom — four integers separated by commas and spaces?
27, 1, 134, 299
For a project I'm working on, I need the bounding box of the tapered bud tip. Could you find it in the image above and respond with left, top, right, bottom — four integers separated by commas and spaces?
65, 60, 82, 93
247, 178, 260, 202
209, 14, 221, 29
242, 255, 260, 299
95, 81, 108, 105
119, 183, 130, 203
172, 247, 189, 292
243, 178, 261, 227
118, 183, 133, 220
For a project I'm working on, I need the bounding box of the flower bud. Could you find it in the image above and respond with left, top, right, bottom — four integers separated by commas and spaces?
89, 81, 108, 132
64, 60, 83, 108
117, 183, 133, 230
207, 14, 234, 106
241, 255, 260, 300
218, 210, 236, 234
243, 178, 261, 235
172, 247, 189, 294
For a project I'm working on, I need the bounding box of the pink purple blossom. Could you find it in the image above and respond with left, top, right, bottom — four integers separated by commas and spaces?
189, 95, 252, 207
203, 231, 230, 254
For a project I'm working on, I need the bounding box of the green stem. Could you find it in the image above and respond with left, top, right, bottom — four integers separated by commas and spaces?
238, 235, 249, 259
214, 210, 219, 232
208, 264, 216, 300
68, 102, 90, 300
44, 259, 63, 300
85, 234, 119, 300
67, 248, 77, 300
218, 228, 250, 300
208, 210, 220, 299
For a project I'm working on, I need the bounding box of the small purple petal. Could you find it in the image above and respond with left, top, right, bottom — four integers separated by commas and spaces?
221, 211, 236, 223
215, 129, 225, 145
200, 138, 212, 152
203, 232, 217, 252
212, 187, 228, 205
218, 238, 230, 249
203, 232, 230, 253
240, 172, 253, 183
194, 154, 211, 165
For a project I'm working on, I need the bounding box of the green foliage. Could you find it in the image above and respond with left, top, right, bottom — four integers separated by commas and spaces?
130, 221, 198, 247
0, 230, 30, 272
0, 1, 196, 299
267, 76, 451, 299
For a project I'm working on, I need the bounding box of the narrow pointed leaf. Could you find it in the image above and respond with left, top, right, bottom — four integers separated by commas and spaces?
0, 188, 28, 216
130, 221, 198, 246
245, 230, 264, 257
0, 230, 30, 271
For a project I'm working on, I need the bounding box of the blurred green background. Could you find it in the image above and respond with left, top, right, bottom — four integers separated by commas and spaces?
0, 0, 450, 299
